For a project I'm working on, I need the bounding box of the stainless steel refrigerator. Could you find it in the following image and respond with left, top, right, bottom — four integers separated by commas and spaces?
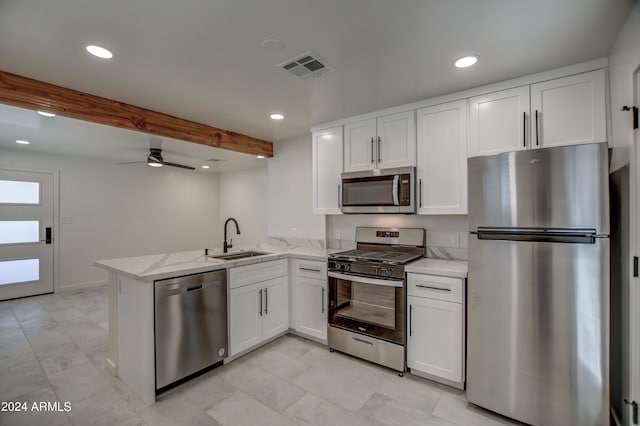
467, 143, 610, 426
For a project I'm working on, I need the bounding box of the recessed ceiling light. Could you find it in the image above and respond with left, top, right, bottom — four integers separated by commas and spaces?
86, 45, 113, 59
454, 55, 478, 68
16, 140, 30, 145
256, 155, 266, 159
270, 113, 284, 120
37, 111, 56, 117
201, 165, 210, 169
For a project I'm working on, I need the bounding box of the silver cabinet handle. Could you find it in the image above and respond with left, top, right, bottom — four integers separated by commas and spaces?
352, 337, 373, 346
523, 112, 527, 148
337, 184, 341, 208
370, 137, 375, 164
264, 287, 268, 315
377, 136, 381, 163
321, 287, 325, 313
535, 110, 540, 146
416, 284, 451, 292
258, 289, 263, 316
299, 267, 321, 273
418, 178, 422, 208
409, 304, 413, 337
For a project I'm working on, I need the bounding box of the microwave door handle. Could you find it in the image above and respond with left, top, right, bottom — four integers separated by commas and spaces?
392, 175, 400, 206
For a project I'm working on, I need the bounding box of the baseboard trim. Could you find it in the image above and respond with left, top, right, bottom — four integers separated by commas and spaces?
56, 279, 108, 292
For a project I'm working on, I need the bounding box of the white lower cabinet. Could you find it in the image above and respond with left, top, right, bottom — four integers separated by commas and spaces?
229, 260, 288, 356
292, 259, 328, 342
407, 273, 465, 388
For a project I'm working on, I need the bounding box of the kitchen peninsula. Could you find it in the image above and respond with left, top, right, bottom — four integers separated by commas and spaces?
95, 244, 332, 404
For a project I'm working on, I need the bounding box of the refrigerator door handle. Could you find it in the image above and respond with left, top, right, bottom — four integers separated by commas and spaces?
473, 228, 598, 244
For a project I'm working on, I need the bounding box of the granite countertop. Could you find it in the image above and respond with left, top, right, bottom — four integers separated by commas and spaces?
404, 258, 468, 278
95, 243, 334, 282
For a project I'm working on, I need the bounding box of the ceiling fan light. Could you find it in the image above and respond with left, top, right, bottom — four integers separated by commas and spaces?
147, 161, 163, 167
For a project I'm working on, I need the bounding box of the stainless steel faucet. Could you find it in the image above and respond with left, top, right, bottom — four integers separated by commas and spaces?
223, 218, 240, 253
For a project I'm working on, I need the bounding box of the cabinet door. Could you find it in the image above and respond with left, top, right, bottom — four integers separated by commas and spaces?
468, 86, 530, 157
261, 276, 289, 340
312, 127, 343, 214
407, 296, 463, 383
344, 119, 376, 172
417, 100, 467, 214
295, 276, 327, 340
530, 70, 606, 149
229, 283, 262, 356
377, 111, 416, 169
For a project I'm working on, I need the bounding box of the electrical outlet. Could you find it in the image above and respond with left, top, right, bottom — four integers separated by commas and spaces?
334, 229, 341, 240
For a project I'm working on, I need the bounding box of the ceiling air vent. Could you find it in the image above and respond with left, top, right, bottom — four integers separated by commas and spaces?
277, 51, 333, 80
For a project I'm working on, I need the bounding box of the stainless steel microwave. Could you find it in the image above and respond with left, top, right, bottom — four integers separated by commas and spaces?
341, 167, 415, 214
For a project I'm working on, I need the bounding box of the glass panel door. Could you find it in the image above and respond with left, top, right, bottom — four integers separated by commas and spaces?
0, 170, 55, 300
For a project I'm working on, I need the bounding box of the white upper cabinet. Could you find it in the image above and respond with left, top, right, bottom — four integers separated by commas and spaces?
344, 119, 377, 172
344, 111, 416, 172
416, 100, 468, 215
468, 86, 530, 157
530, 70, 606, 148
312, 126, 343, 214
468, 70, 606, 157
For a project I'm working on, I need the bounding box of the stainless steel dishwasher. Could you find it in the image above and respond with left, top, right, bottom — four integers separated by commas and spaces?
154, 269, 227, 390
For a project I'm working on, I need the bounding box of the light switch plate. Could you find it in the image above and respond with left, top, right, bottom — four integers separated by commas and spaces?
61, 216, 71, 224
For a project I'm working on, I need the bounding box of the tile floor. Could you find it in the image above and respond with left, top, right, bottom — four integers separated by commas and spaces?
0, 286, 521, 426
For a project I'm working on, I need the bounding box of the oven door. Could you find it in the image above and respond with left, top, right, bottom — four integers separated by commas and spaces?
341, 167, 414, 214
327, 271, 405, 345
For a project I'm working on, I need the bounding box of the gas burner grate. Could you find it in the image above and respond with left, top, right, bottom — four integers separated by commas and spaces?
329, 249, 422, 265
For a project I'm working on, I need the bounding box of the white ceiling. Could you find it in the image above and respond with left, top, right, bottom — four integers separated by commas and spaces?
0, 0, 636, 164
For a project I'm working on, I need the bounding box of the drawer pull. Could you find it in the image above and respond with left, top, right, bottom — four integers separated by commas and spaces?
299, 267, 322, 273
416, 284, 451, 292
352, 337, 373, 346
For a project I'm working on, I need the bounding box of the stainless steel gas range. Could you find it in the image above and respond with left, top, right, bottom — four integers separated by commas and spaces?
327, 227, 426, 374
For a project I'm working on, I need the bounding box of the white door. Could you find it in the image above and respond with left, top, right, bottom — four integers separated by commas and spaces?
344, 119, 376, 172
295, 276, 327, 340
312, 127, 343, 214
261, 276, 289, 340
407, 295, 463, 383
229, 283, 262, 356
416, 100, 468, 214
468, 86, 530, 157
530, 70, 606, 149
377, 111, 416, 169
0, 169, 55, 300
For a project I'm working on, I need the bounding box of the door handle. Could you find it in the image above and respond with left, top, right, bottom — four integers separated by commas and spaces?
321, 287, 325, 313
352, 336, 373, 346
337, 184, 341, 208
535, 110, 540, 146
523, 112, 527, 148
409, 304, 413, 337
370, 137, 375, 164
377, 136, 381, 163
264, 287, 268, 315
258, 289, 263, 316
41, 227, 52, 244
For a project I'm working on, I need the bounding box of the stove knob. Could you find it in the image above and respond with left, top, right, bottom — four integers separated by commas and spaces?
374, 266, 381, 275
345, 264, 351, 272
386, 268, 393, 277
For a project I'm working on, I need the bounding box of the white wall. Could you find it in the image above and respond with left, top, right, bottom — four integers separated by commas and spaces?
608, 1, 640, 170
218, 167, 268, 248
267, 134, 325, 240
0, 148, 221, 290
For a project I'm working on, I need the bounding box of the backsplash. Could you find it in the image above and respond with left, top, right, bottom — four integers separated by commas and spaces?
267, 236, 326, 249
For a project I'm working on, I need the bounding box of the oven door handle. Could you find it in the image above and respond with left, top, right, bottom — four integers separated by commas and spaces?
328, 271, 403, 288
392, 174, 400, 206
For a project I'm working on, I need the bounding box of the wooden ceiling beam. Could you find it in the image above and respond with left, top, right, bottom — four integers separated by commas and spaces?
0, 71, 273, 158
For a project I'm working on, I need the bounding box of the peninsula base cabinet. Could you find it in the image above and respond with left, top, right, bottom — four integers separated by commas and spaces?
407, 273, 465, 389
292, 259, 328, 342
229, 260, 288, 356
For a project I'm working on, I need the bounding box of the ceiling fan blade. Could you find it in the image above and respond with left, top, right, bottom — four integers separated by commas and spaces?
163, 161, 196, 170
116, 161, 146, 165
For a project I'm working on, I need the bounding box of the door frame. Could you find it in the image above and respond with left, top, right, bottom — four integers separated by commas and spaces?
0, 166, 60, 294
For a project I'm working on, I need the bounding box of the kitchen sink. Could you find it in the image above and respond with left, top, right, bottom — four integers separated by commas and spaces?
207, 250, 272, 261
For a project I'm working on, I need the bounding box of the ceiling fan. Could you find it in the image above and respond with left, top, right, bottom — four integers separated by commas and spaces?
117, 148, 195, 170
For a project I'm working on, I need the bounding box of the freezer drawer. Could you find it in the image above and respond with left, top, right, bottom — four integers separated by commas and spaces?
154, 269, 228, 390
466, 236, 609, 425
